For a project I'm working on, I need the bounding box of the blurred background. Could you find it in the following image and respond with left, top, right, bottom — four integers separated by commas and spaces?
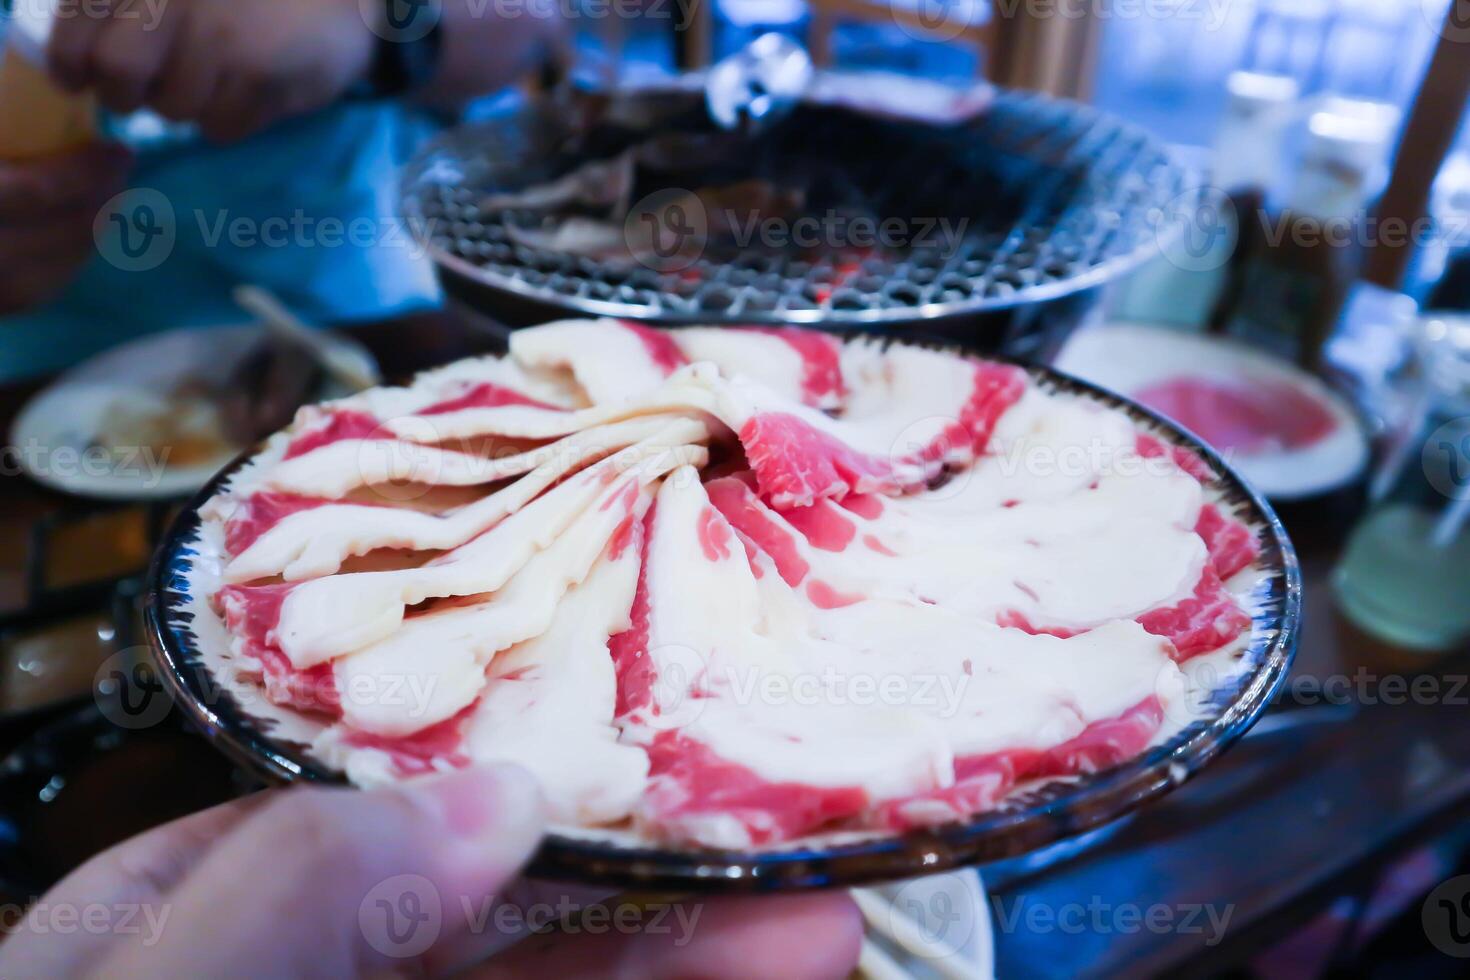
2, 0, 1470, 976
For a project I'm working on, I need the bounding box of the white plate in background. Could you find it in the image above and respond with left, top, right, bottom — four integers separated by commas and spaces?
10, 323, 377, 500
1057, 322, 1370, 501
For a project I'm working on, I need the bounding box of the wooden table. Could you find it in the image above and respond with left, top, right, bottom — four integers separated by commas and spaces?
988, 556, 1470, 976
2, 311, 1466, 975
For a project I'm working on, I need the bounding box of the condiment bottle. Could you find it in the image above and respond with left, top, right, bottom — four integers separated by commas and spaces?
1217, 99, 1399, 368
1334, 314, 1470, 653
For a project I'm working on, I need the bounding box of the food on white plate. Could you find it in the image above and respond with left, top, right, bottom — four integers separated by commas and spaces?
1057, 323, 1369, 501
94, 379, 233, 469
191, 320, 1261, 849
88, 331, 327, 469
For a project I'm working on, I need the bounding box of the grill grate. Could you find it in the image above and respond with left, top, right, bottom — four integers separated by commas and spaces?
402, 88, 1195, 326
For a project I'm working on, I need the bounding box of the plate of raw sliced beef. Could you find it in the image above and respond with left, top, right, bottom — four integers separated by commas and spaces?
146, 320, 1298, 891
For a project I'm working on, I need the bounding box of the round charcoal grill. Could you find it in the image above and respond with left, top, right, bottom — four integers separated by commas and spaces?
401, 81, 1196, 359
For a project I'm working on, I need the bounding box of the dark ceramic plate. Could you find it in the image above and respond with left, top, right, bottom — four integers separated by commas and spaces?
144, 343, 1300, 893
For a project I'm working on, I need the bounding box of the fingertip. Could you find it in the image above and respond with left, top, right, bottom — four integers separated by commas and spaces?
628, 891, 865, 980
753, 892, 865, 980
485, 762, 548, 829
824, 892, 867, 974
732, 892, 865, 980
402, 763, 546, 838
392, 764, 548, 887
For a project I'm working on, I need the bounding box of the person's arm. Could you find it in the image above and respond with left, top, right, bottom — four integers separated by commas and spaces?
419, 0, 565, 106
45, 0, 566, 143
0, 142, 132, 315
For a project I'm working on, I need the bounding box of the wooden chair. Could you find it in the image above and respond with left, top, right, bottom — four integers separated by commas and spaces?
1364, 3, 1470, 290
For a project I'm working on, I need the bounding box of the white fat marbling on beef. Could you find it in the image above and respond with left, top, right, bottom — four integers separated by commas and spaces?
670, 326, 845, 411
814, 468, 1208, 629
380, 365, 727, 444
332, 477, 655, 736
837, 339, 991, 460
193, 320, 1259, 844
225, 417, 706, 582
509, 318, 677, 404
276, 442, 703, 668
808, 603, 1181, 757
462, 539, 650, 824
381, 352, 995, 488
629, 474, 954, 802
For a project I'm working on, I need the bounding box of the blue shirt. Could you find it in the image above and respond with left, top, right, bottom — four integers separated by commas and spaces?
0, 101, 443, 381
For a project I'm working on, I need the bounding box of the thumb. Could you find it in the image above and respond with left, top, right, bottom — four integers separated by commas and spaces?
92, 764, 546, 978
